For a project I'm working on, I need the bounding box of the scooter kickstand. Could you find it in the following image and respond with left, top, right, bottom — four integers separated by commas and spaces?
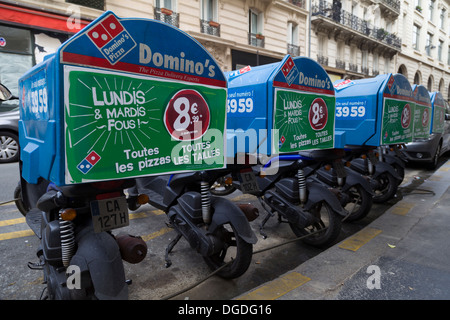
259, 211, 274, 239
164, 233, 182, 268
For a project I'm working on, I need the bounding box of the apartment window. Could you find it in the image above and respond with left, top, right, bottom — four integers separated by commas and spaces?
384, 57, 390, 74
200, 0, 220, 36
155, 0, 174, 10
440, 8, 446, 29
438, 40, 443, 61
336, 42, 345, 69
413, 72, 421, 85
287, 22, 300, 56
249, 9, 263, 47
429, 0, 435, 21
202, 0, 217, 21
349, 46, 357, 72
413, 25, 420, 50
414, 0, 422, 12
448, 46, 450, 65
317, 36, 328, 66
361, 50, 368, 74
425, 32, 433, 56
427, 76, 433, 92
373, 53, 379, 75
154, 0, 179, 27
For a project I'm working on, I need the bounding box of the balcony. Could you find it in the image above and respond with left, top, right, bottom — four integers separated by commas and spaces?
249, 33, 265, 48
200, 20, 220, 37
376, 0, 401, 18
154, 7, 179, 28
335, 59, 345, 69
288, 0, 307, 9
311, 0, 401, 57
348, 63, 358, 73
287, 43, 301, 56
317, 54, 328, 66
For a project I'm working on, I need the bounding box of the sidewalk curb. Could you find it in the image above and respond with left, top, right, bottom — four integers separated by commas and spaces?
235, 160, 450, 300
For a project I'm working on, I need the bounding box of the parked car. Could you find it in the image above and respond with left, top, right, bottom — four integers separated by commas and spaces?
401, 94, 450, 169
0, 87, 19, 163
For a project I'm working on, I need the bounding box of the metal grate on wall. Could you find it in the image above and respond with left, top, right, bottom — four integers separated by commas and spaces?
66, 0, 105, 10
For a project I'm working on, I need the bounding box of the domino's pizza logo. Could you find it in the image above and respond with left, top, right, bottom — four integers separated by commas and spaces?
77, 151, 101, 174
87, 14, 136, 65
281, 56, 299, 86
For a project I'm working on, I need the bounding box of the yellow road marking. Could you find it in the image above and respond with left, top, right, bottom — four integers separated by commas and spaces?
391, 202, 415, 216
237, 272, 311, 300
0, 217, 25, 227
0, 229, 35, 241
0, 208, 165, 241
141, 227, 173, 242
338, 227, 382, 252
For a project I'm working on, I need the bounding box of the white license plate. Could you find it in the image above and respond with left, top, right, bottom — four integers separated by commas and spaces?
91, 196, 129, 233
239, 169, 259, 194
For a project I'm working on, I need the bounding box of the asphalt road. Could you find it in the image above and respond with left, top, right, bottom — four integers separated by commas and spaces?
0, 157, 446, 300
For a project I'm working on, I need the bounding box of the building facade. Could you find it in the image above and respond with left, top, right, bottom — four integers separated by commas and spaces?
0, 0, 449, 100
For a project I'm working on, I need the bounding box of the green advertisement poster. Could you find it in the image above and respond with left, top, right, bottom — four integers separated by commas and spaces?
432, 105, 445, 134
381, 97, 413, 145
272, 88, 335, 154
412, 103, 432, 139
63, 66, 226, 184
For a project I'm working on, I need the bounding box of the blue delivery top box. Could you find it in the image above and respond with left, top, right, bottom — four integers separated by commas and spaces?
19, 11, 227, 186
411, 84, 432, 140
429, 91, 446, 134
333, 73, 414, 148
225, 55, 336, 160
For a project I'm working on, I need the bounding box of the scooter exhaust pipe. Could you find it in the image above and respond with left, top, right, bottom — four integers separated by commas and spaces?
116, 233, 148, 264
238, 203, 259, 222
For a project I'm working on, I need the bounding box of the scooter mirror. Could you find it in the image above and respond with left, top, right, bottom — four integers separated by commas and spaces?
0, 83, 12, 101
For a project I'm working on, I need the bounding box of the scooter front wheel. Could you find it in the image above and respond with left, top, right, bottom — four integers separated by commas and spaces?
203, 222, 252, 279
289, 201, 341, 247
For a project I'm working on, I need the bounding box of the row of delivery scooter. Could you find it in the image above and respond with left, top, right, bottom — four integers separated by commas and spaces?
12, 12, 448, 299
127, 57, 447, 282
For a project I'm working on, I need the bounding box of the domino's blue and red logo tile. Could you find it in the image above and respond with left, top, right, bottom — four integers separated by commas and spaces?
281, 56, 299, 86
87, 13, 136, 65
77, 151, 101, 174
279, 136, 286, 148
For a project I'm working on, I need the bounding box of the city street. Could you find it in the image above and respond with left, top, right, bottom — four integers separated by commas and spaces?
0, 156, 447, 300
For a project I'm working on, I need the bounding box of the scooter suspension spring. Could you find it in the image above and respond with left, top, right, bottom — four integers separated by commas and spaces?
200, 181, 211, 224
297, 169, 307, 204
59, 216, 76, 268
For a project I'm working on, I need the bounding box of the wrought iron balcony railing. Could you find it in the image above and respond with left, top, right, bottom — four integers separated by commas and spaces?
317, 54, 328, 66
200, 19, 220, 37
312, 0, 401, 50
154, 7, 179, 28
287, 43, 301, 56
249, 33, 265, 48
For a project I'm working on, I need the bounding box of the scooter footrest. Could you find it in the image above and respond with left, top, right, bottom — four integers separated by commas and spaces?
25, 208, 43, 239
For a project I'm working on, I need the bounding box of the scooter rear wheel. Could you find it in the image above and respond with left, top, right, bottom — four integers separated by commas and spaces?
289, 201, 341, 247
203, 222, 252, 279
